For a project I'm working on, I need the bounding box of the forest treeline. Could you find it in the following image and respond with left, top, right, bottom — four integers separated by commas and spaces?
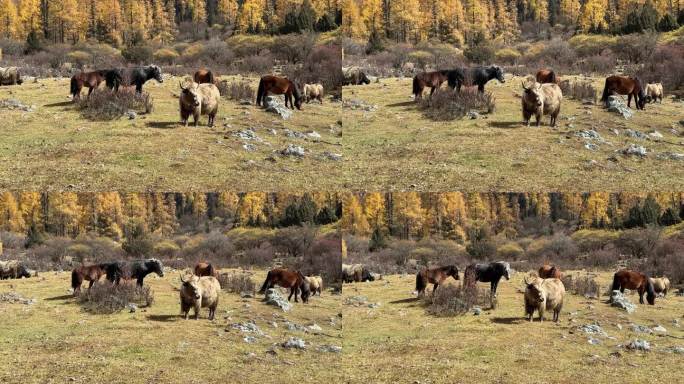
341, 0, 683, 45
0, 192, 342, 241
0, 0, 341, 45
342, 192, 684, 241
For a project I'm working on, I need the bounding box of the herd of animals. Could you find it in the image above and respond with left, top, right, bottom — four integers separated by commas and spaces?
343, 65, 667, 127
0, 258, 325, 321
0, 257, 676, 323
345, 260, 673, 323
0, 65, 326, 128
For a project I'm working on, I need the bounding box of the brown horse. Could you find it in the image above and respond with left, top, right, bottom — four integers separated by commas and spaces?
601, 75, 646, 110
535, 69, 559, 84
412, 70, 449, 100
194, 262, 218, 277
71, 264, 107, 296
193, 69, 215, 84
538, 264, 562, 279
611, 269, 656, 305
70, 70, 106, 101
258, 268, 309, 303
415, 265, 459, 296
256, 75, 302, 110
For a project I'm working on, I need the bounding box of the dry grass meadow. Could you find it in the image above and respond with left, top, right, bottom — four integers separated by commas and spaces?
343, 76, 684, 191
342, 271, 683, 384
0, 76, 343, 191
0, 269, 342, 384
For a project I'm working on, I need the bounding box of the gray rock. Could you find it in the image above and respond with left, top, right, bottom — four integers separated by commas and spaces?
648, 131, 663, 139
344, 296, 368, 306
307, 323, 322, 332
243, 143, 257, 152
620, 144, 647, 157
0, 98, 35, 112
606, 96, 633, 119
282, 337, 306, 349
284, 129, 306, 139
467, 111, 480, 119
576, 129, 603, 142
318, 345, 342, 353
652, 325, 667, 333
306, 131, 321, 139
264, 288, 292, 311
625, 339, 650, 351
585, 143, 599, 151
280, 144, 305, 157
231, 321, 264, 335
670, 347, 684, 354
624, 129, 648, 140
630, 324, 653, 334
323, 152, 343, 161
472, 307, 482, 315
127, 303, 138, 313
243, 336, 257, 343
610, 290, 636, 313
239, 292, 254, 298
656, 152, 684, 161
233, 129, 262, 142
125, 110, 137, 120
588, 338, 601, 345
264, 96, 293, 120
368, 303, 380, 309
580, 324, 608, 337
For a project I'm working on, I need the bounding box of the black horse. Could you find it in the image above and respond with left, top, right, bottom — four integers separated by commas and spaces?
447, 65, 506, 93
464, 261, 512, 297
342, 69, 371, 86
105, 65, 164, 93
105, 259, 164, 287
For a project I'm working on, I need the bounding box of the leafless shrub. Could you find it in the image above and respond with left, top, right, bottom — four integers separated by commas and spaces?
77, 282, 154, 314
561, 273, 601, 298
77, 88, 153, 121
424, 282, 491, 316
420, 88, 495, 121
559, 80, 597, 103
217, 80, 255, 101
218, 271, 256, 295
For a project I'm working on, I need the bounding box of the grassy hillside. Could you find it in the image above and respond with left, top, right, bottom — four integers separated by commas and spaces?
343, 76, 684, 191
0, 269, 342, 384
342, 272, 683, 383
0, 76, 344, 191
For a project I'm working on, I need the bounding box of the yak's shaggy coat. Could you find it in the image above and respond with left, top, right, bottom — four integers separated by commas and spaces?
180, 274, 221, 320
522, 81, 563, 127
179, 81, 221, 127
524, 277, 565, 322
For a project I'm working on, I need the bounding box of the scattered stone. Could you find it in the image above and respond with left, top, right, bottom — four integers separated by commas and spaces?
580, 324, 608, 337
585, 143, 599, 151
0, 291, 36, 305
280, 144, 305, 157
576, 129, 604, 142
624, 129, 648, 140
588, 338, 601, 345
610, 290, 636, 313
318, 345, 342, 353
307, 323, 322, 332
125, 110, 137, 120
472, 307, 482, 316
243, 143, 257, 152
630, 324, 653, 334
656, 152, 684, 161
233, 129, 262, 142
368, 303, 381, 309
625, 339, 650, 351
264, 96, 293, 119
243, 336, 257, 344
284, 129, 306, 139
127, 303, 138, 313
344, 296, 368, 306
264, 289, 292, 311
239, 292, 254, 299
467, 111, 480, 119
652, 325, 667, 333
342, 98, 378, 112
619, 144, 647, 157
610, 128, 620, 136
648, 131, 663, 140
322, 152, 343, 161
0, 98, 35, 112
306, 131, 321, 139
669, 347, 684, 354
239, 100, 252, 105
231, 321, 264, 335
282, 337, 306, 350
606, 95, 633, 119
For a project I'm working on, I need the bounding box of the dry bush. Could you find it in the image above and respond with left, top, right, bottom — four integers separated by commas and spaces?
217, 80, 255, 101
218, 271, 256, 295
559, 80, 597, 103
561, 273, 602, 297
77, 88, 153, 121
420, 88, 495, 121
633, 44, 684, 95
424, 281, 492, 316
575, 53, 615, 75
283, 44, 342, 98
77, 282, 154, 314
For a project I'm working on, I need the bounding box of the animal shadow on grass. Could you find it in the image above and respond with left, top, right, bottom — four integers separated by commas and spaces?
389, 297, 421, 305
147, 314, 180, 322
44, 101, 74, 108
387, 101, 416, 108
146, 121, 179, 129
45, 294, 75, 301
489, 121, 523, 129
490, 317, 525, 325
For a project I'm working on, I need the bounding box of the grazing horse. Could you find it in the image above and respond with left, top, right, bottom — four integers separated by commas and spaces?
256, 75, 302, 110
258, 268, 310, 303
535, 69, 559, 84
70, 70, 106, 101
538, 264, 562, 279
194, 262, 218, 278
0, 67, 23, 86
341, 264, 375, 283
106, 65, 164, 93
0, 260, 32, 279
463, 261, 512, 297
601, 75, 645, 110
193, 69, 215, 84
412, 70, 450, 100
611, 269, 655, 305
447, 65, 506, 93
415, 265, 459, 296
105, 259, 165, 287
71, 264, 107, 296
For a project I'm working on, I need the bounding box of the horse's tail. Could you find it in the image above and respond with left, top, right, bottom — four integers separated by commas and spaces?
258, 270, 271, 294
207, 71, 215, 84
70, 77, 79, 98
256, 78, 265, 105
600, 78, 610, 103
412, 76, 421, 98
71, 269, 81, 291
416, 271, 426, 293
611, 272, 621, 292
